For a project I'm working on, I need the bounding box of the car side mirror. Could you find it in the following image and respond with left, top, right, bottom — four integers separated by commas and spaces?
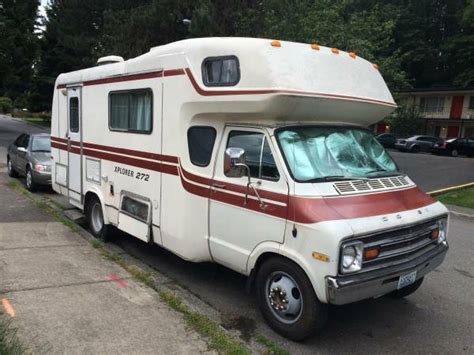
17, 147, 27, 153
224, 147, 249, 178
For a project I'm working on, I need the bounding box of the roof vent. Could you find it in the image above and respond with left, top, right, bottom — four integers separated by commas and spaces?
97, 55, 124, 66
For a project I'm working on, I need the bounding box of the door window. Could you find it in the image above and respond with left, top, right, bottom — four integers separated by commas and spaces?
226, 131, 279, 181
69, 97, 79, 132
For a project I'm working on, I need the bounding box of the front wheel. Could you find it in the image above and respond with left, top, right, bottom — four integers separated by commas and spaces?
451, 149, 459, 157
256, 257, 328, 341
25, 167, 36, 192
86, 196, 113, 242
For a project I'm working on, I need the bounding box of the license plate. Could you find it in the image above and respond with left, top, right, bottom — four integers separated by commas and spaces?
397, 271, 417, 290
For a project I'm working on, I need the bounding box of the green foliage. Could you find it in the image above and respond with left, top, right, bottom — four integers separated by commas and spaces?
0, 97, 13, 114
389, 104, 425, 137
0, 313, 24, 355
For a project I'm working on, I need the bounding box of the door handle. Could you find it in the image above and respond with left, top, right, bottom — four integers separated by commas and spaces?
211, 183, 226, 190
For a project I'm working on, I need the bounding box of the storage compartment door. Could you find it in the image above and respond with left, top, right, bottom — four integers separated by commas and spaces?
117, 194, 151, 243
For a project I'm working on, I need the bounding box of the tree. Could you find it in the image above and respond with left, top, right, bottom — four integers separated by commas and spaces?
0, 0, 39, 107
389, 104, 425, 137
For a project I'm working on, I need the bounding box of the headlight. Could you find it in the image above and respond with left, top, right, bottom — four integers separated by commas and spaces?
341, 241, 363, 273
34, 164, 50, 172
437, 218, 447, 243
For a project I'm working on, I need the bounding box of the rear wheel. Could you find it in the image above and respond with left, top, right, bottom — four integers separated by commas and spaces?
25, 166, 36, 192
410, 145, 420, 153
388, 277, 424, 299
451, 149, 459, 157
7, 157, 18, 177
256, 257, 328, 341
86, 195, 112, 242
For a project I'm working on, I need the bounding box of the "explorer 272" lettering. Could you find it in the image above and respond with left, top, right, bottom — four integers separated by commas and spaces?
114, 166, 150, 181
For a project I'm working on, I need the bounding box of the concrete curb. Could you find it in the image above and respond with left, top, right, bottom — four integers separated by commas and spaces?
428, 182, 474, 197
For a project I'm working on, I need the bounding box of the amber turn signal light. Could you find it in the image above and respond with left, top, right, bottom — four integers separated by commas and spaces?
271, 40, 281, 47
312, 252, 330, 262
364, 248, 380, 260
431, 229, 440, 239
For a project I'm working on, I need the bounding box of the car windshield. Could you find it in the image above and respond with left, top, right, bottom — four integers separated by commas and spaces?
276, 126, 399, 182
31, 136, 51, 152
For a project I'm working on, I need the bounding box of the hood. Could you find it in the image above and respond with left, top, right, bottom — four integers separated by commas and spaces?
30, 152, 52, 165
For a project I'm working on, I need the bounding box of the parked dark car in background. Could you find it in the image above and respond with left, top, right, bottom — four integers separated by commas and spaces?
376, 133, 397, 148
394, 135, 442, 153
431, 137, 474, 157
7, 133, 52, 191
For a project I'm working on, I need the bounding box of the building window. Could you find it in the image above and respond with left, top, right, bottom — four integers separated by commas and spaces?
419, 97, 445, 113
226, 131, 279, 181
187, 126, 217, 167
69, 97, 79, 132
109, 89, 152, 133
469, 96, 474, 110
202, 56, 240, 87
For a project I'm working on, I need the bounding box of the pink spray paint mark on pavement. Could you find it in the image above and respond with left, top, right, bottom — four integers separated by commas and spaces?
108, 273, 128, 288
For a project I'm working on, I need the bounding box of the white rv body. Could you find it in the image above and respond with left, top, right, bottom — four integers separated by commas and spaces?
51, 38, 448, 339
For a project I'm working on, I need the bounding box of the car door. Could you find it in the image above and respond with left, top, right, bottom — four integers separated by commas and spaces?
209, 127, 289, 274
16, 134, 30, 174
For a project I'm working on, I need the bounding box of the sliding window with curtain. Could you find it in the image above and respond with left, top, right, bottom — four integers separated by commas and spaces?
109, 89, 153, 133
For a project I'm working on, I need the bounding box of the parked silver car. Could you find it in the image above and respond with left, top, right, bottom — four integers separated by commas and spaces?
394, 135, 442, 153
7, 133, 52, 191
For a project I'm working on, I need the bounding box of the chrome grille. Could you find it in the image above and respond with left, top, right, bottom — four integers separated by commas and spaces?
360, 219, 440, 272
334, 176, 410, 195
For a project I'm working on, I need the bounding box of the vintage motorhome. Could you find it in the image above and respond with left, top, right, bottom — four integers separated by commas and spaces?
51, 38, 449, 340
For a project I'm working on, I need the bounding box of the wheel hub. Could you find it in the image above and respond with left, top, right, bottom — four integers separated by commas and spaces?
266, 272, 302, 324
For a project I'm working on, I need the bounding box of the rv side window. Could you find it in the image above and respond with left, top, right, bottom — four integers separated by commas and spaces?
109, 89, 152, 133
202, 56, 240, 87
69, 97, 79, 132
227, 131, 279, 181
121, 195, 149, 222
187, 126, 217, 167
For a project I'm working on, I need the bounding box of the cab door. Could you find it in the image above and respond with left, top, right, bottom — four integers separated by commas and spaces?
209, 127, 289, 274
67, 87, 82, 203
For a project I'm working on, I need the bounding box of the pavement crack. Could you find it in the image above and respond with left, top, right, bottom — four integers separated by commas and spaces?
1, 277, 134, 294
0, 244, 84, 251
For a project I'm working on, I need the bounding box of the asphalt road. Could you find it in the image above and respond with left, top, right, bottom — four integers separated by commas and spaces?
1, 114, 473, 353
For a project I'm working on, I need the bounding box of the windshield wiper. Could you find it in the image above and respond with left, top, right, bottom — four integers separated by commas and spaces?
303, 175, 370, 183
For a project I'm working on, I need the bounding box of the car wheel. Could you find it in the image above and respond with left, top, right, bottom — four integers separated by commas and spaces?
7, 157, 18, 177
388, 277, 424, 299
25, 166, 37, 192
451, 149, 459, 157
86, 195, 113, 242
410, 145, 420, 153
256, 257, 328, 341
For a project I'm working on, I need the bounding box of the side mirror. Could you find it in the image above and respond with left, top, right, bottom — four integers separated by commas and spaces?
224, 147, 248, 178
17, 147, 27, 153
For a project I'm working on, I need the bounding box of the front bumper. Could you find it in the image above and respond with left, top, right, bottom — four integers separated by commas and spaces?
326, 242, 448, 305
32, 170, 52, 185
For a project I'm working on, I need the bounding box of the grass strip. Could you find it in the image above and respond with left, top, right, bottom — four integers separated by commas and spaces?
255, 335, 290, 355
6, 180, 78, 232
437, 187, 474, 209
0, 313, 24, 355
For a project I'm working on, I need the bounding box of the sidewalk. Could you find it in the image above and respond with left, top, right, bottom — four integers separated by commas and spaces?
0, 175, 211, 354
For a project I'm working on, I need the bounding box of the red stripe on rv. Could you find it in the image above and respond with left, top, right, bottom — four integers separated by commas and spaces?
51, 139, 435, 223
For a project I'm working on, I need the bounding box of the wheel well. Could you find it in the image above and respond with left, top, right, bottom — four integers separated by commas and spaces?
246, 252, 295, 293
84, 191, 99, 212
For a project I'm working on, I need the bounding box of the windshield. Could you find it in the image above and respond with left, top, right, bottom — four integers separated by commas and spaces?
276, 126, 399, 182
31, 136, 51, 152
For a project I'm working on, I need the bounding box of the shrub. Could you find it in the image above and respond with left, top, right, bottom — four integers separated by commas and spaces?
0, 97, 13, 114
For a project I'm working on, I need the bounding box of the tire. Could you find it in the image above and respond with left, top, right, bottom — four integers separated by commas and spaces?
410, 145, 420, 153
451, 149, 459, 157
25, 166, 37, 192
388, 277, 424, 299
256, 257, 328, 341
7, 157, 18, 177
85, 195, 113, 242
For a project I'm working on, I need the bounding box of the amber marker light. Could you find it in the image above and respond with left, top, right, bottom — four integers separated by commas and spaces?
431, 229, 440, 240
311, 43, 320, 50
364, 248, 380, 260
271, 40, 281, 47
349, 52, 357, 59
312, 252, 330, 262
331, 48, 340, 54
373, 63, 380, 70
